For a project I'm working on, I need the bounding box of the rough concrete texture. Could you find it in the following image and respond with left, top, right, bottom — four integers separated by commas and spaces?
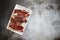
0, 0, 60, 40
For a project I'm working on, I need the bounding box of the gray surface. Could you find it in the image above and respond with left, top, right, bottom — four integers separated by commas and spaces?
0, 0, 60, 40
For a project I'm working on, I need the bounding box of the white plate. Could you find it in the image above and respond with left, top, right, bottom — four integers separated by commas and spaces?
7, 4, 32, 35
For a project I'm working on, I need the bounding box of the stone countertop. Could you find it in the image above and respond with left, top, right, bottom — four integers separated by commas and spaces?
0, 0, 60, 40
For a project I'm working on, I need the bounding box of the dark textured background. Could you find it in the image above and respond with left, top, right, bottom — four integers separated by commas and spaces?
0, 0, 25, 40
0, 0, 60, 40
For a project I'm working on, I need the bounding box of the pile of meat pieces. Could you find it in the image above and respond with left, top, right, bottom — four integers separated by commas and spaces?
9, 9, 30, 32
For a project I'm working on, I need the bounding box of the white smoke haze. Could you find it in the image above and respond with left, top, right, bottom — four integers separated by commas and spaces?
9, 0, 60, 40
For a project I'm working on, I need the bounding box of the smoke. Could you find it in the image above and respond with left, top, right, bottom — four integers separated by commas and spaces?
22, 0, 60, 40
